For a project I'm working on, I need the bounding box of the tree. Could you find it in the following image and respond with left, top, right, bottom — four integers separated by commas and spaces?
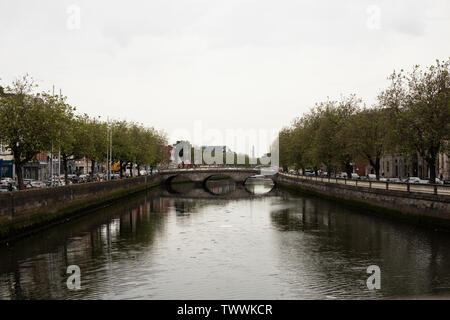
77, 116, 107, 180
57, 113, 88, 185
310, 96, 359, 177
350, 107, 389, 179
111, 121, 133, 178
380, 59, 450, 182
0, 76, 56, 189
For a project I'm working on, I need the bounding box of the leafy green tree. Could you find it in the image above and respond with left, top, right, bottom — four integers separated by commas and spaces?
77, 116, 108, 179
349, 107, 390, 179
380, 59, 450, 182
55, 112, 88, 185
0, 76, 56, 189
111, 121, 133, 178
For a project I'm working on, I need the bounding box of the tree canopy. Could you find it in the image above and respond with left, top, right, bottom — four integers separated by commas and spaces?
0, 75, 169, 189
279, 58, 450, 182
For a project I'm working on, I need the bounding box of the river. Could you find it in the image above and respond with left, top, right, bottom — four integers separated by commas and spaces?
1, 180, 450, 299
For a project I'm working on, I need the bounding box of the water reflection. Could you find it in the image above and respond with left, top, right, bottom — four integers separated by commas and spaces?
1, 182, 450, 299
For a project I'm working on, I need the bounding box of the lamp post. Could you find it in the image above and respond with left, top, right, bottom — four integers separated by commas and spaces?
106, 117, 112, 180
106, 117, 110, 180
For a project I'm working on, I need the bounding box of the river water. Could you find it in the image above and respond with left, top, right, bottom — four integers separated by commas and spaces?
1, 180, 450, 300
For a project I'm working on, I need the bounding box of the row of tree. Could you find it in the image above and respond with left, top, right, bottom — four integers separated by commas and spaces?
279, 59, 450, 182
0, 75, 169, 189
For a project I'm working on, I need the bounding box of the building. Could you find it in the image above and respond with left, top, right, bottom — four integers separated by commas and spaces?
438, 153, 450, 180
0, 141, 14, 179
70, 158, 94, 175
354, 158, 374, 176
380, 152, 449, 180
22, 151, 49, 181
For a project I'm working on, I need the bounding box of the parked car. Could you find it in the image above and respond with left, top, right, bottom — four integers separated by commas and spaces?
29, 180, 47, 188
367, 174, 377, 181
0, 177, 15, 185
23, 180, 46, 189
388, 178, 402, 183
434, 178, 444, 185
338, 172, 347, 179
0, 185, 10, 192
47, 178, 69, 187
351, 173, 360, 180
78, 174, 90, 183
403, 177, 429, 184
379, 177, 388, 182
305, 171, 315, 176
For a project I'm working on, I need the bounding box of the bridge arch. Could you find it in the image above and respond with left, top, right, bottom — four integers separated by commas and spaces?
159, 168, 263, 195
202, 174, 246, 196
164, 175, 195, 194
243, 176, 276, 195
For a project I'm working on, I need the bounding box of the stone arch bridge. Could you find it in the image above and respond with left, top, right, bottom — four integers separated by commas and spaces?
158, 167, 262, 186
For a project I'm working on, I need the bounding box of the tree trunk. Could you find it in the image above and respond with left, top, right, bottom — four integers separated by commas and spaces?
428, 153, 437, 183
15, 162, 24, 190
129, 164, 133, 177
119, 160, 123, 178
368, 156, 381, 180
345, 162, 353, 179
91, 159, 95, 180
63, 154, 69, 185
374, 157, 380, 180
137, 165, 141, 176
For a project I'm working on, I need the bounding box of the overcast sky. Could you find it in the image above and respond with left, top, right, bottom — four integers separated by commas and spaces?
1, 0, 450, 155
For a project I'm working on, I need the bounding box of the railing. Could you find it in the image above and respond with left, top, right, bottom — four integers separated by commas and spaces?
280, 173, 450, 196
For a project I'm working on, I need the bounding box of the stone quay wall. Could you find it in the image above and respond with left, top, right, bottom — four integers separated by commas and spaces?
274, 173, 450, 229
0, 174, 164, 242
